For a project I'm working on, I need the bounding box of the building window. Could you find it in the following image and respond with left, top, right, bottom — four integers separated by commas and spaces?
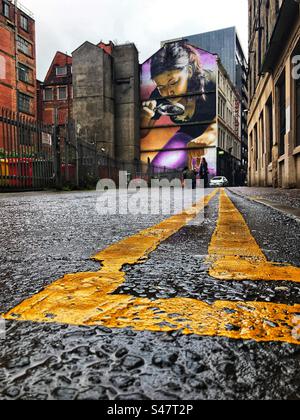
17, 36, 32, 56
56, 66, 67, 77
18, 63, 32, 84
254, 124, 258, 171
20, 15, 29, 32
266, 96, 273, 163
277, 73, 286, 156
3, 1, 10, 18
58, 86, 67, 100
44, 88, 54, 101
18, 92, 31, 114
259, 111, 264, 167
218, 97, 226, 120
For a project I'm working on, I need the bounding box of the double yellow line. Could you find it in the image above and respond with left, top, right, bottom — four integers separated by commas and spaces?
209, 190, 300, 282
3, 189, 300, 344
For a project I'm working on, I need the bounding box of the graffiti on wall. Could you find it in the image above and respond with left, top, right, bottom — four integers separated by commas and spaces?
140, 42, 217, 175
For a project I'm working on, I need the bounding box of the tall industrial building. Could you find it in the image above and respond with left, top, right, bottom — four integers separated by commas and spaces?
248, 0, 300, 188
36, 41, 140, 164
162, 27, 248, 183
72, 41, 140, 162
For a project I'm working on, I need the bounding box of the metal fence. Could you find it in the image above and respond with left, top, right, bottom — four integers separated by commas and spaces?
0, 110, 182, 192
78, 150, 182, 187
0, 108, 54, 191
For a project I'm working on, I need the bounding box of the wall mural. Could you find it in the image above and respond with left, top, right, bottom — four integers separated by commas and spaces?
140, 42, 217, 175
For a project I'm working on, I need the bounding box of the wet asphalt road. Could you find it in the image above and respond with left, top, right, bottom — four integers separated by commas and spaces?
0, 189, 300, 400
229, 187, 300, 209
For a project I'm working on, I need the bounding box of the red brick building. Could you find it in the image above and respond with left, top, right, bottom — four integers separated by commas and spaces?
38, 43, 115, 128
38, 52, 73, 126
98, 41, 114, 56
0, 0, 36, 116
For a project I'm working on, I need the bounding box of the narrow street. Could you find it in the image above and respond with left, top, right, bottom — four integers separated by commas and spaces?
0, 188, 299, 400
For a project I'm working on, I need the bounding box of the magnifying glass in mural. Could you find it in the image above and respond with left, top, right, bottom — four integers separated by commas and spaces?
155, 102, 185, 117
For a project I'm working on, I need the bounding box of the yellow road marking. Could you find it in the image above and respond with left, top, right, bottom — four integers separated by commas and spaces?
4, 286, 300, 344
209, 190, 300, 282
3, 190, 217, 318
3, 188, 300, 345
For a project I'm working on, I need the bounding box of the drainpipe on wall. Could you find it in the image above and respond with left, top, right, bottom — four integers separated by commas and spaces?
14, 0, 19, 118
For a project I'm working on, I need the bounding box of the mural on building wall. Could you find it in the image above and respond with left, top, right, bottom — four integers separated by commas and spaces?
140, 42, 217, 174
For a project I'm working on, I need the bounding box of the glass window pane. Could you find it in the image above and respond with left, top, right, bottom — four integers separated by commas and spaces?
17, 36, 32, 56
18, 64, 31, 83
3, 2, 10, 18
58, 87, 67, 100
44, 89, 53, 101
56, 67, 67, 76
20, 15, 28, 31
18, 93, 31, 114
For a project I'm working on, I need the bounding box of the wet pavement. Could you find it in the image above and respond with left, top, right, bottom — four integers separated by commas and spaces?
0, 189, 300, 400
229, 187, 300, 210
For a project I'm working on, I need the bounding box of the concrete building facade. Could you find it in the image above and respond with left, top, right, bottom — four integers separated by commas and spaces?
248, 0, 300, 188
114, 44, 140, 163
72, 41, 140, 162
73, 42, 115, 157
0, 0, 36, 117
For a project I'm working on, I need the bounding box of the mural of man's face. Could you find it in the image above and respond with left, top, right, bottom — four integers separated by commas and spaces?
154, 67, 192, 103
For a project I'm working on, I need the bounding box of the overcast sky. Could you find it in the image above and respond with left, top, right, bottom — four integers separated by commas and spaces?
22, 0, 248, 81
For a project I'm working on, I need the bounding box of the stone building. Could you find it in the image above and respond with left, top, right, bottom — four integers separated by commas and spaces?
217, 61, 243, 186
72, 41, 140, 162
113, 44, 140, 163
248, 0, 300, 188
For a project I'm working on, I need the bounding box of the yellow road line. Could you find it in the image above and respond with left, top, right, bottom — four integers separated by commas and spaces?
209, 190, 300, 282
4, 287, 300, 344
3, 190, 217, 318
91, 188, 219, 288
3, 188, 300, 344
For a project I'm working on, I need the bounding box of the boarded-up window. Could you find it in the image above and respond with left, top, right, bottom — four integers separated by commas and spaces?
0, 56, 6, 80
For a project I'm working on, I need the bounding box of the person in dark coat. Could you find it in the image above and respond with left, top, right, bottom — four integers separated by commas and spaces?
199, 157, 209, 188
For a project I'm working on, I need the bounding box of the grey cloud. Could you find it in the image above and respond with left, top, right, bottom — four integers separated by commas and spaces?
23, 0, 248, 80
